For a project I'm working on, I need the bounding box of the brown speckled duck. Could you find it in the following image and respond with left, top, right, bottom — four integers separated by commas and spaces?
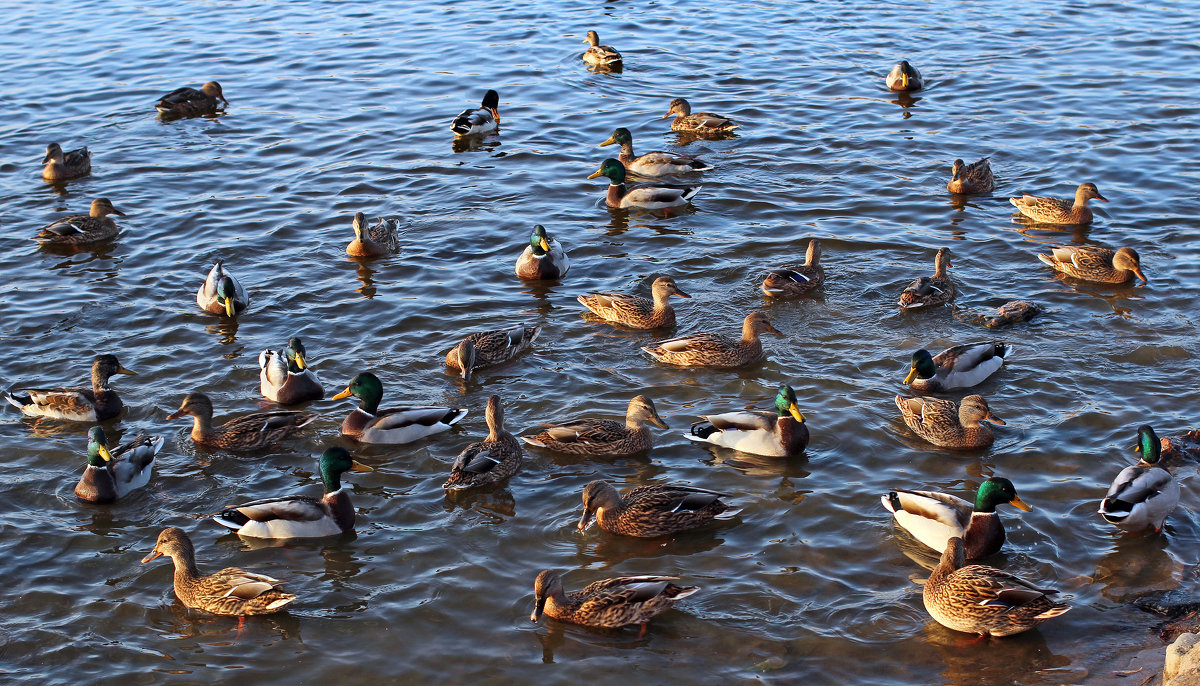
762, 239, 825, 298
4, 354, 135, 422
1010, 183, 1106, 225
895, 394, 1004, 449
642, 312, 782, 368
1036, 245, 1146, 284
898, 247, 956, 309
531, 570, 698, 633
521, 395, 667, 457
577, 480, 739, 538
443, 395, 523, 490
581, 31, 623, 70
155, 81, 228, 119
346, 212, 400, 257
947, 158, 993, 194
662, 97, 738, 133
166, 392, 316, 450
578, 275, 690, 330
41, 142, 92, 181
598, 128, 711, 177
445, 324, 541, 382
35, 198, 124, 245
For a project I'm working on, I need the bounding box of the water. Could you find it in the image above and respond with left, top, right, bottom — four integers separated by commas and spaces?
2, 0, 1199, 683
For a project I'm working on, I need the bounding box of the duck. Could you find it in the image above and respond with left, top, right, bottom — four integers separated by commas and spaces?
642, 312, 782, 368
577, 480, 739, 538
598, 128, 712, 177
881, 477, 1031, 560
443, 395, 523, 490
196, 259, 249, 317
41, 142, 92, 181
686, 385, 809, 457
4, 354, 136, 422
661, 98, 738, 133
35, 198, 124, 246
531, 570, 698, 634
514, 225, 570, 280
1010, 183, 1107, 225
211, 447, 373, 538
885, 61, 923, 91
140, 527, 296, 616
166, 392, 316, 450
74, 427, 163, 503
761, 239, 825, 298
521, 394, 667, 457
1099, 425, 1179, 533
898, 247, 956, 309
445, 324, 541, 382
450, 89, 499, 136
258, 336, 324, 404
923, 537, 1070, 637
1036, 245, 1147, 284
588, 158, 700, 210
895, 394, 1004, 449
346, 212, 400, 257
577, 275, 690, 330
947, 158, 993, 194
904, 343, 1009, 392
332, 372, 468, 444
155, 81, 228, 119
581, 31, 623, 69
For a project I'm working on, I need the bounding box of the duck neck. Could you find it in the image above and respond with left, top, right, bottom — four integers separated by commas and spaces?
929, 542, 964, 586
171, 549, 201, 580
606, 183, 626, 206
618, 141, 636, 164
189, 412, 215, 442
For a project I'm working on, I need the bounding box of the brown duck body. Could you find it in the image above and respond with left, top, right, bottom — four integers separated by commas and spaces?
1010, 182, 1106, 225
4, 354, 134, 422
521, 395, 667, 457
346, 212, 400, 257
35, 198, 124, 246
156, 81, 228, 119
1036, 245, 1146, 284
898, 247, 956, 309
642, 312, 781, 368
895, 394, 1004, 449
445, 324, 541, 381
578, 275, 689, 330
578, 480, 736, 538
531, 570, 698, 630
42, 143, 92, 181
167, 392, 315, 450
762, 239, 825, 298
443, 395, 523, 490
662, 98, 738, 133
947, 158, 994, 194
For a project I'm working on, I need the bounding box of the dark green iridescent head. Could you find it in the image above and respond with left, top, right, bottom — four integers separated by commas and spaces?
333, 372, 383, 414
86, 426, 112, 466
286, 337, 308, 372
774, 385, 805, 422
318, 446, 372, 492
905, 349, 935, 384
587, 158, 626, 185
973, 477, 1031, 513
216, 276, 239, 316
1136, 425, 1161, 464
529, 225, 551, 256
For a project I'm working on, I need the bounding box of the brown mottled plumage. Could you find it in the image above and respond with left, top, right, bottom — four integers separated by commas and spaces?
346, 212, 400, 257
443, 395, 523, 490
947, 158, 993, 194
662, 98, 738, 133
445, 324, 541, 382
895, 394, 1004, 449
642, 312, 782, 368
1010, 183, 1106, 225
4, 354, 135, 422
521, 395, 667, 457
35, 198, 124, 245
1036, 245, 1146, 284
42, 142, 91, 181
762, 239, 825, 298
155, 81, 228, 119
578, 275, 690, 330
581, 31, 623, 70
166, 392, 316, 450
886, 60, 923, 91
577, 480, 737, 538
898, 247, 956, 309
531, 570, 698, 630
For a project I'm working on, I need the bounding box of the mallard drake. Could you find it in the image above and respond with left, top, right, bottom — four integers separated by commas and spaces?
35, 198, 124, 245
578, 275, 689, 330
886, 61, 923, 91
166, 392, 316, 450
42, 142, 92, 181
588, 158, 700, 210
141, 527, 296, 616
1099, 425, 1179, 532
577, 480, 738, 538
332, 372, 467, 444
196, 259, 249, 317
1010, 183, 1106, 225
514, 225, 570, 280
898, 247, 956, 309
686, 385, 808, 457
882, 477, 1030, 560
947, 158, 993, 194
661, 98, 738, 133
346, 212, 400, 257
531, 570, 698, 632
1036, 245, 1147, 284
895, 394, 1004, 449
155, 81, 228, 119
762, 239, 825, 298
212, 447, 373, 538
450, 89, 499, 136
598, 128, 712, 177
521, 394, 667, 457
75, 427, 163, 503
258, 336, 324, 404
642, 312, 782, 369
581, 31, 623, 69
445, 324, 541, 382
4, 354, 135, 422
904, 343, 1009, 392
443, 395, 523, 490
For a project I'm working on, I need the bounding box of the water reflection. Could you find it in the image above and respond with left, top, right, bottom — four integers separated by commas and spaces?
921, 620, 1072, 683
451, 134, 501, 154
204, 316, 240, 346
1093, 533, 1179, 602
441, 486, 517, 520
889, 92, 921, 110
150, 602, 301, 641
352, 259, 378, 299
574, 525, 728, 568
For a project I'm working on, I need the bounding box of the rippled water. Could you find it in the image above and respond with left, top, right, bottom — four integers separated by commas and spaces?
3, 0, 1200, 683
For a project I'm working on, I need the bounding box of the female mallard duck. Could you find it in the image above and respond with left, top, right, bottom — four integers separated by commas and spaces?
661, 98, 738, 133
258, 336, 324, 404
947, 158, 993, 194
642, 312, 782, 369
450, 89, 499, 136
1099, 425, 1179, 532
588, 158, 700, 210
521, 395, 667, 457
514, 225, 570, 280
761, 239, 825, 298
443, 395, 523, 490
141, 527, 296, 616
881, 477, 1030, 560
196, 259, 249, 317
212, 447, 373, 538
1036, 245, 1147, 284
895, 394, 1004, 449
1010, 183, 1107, 225
35, 198, 124, 245
42, 142, 91, 181
904, 343, 1009, 392
886, 61, 923, 91
577, 480, 738, 538
924, 537, 1070, 637
166, 392, 316, 450
598, 128, 712, 177
346, 212, 400, 257
4, 354, 135, 422
581, 31, 623, 69
75, 427, 163, 503
686, 385, 808, 457
332, 372, 468, 444
445, 324, 541, 382
155, 81, 228, 119
578, 275, 690, 330
898, 247, 956, 309
531, 570, 698, 633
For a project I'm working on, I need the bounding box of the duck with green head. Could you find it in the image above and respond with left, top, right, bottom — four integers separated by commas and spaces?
332, 372, 468, 444
450, 89, 500, 136
1099, 425, 1179, 532
686, 385, 809, 457
904, 343, 1009, 393
588, 158, 700, 210
75, 427, 163, 503
882, 477, 1030, 559
514, 225, 569, 280
259, 336, 324, 404
196, 259, 249, 317
598, 127, 712, 177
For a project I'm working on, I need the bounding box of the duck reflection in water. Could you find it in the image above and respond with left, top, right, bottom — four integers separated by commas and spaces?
354, 260, 377, 299
451, 135, 501, 154
1094, 533, 1178, 602
205, 317, 240, 345
921, 620, 1070, 678
150, 601, 302, 641
441, 486, 517, 520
